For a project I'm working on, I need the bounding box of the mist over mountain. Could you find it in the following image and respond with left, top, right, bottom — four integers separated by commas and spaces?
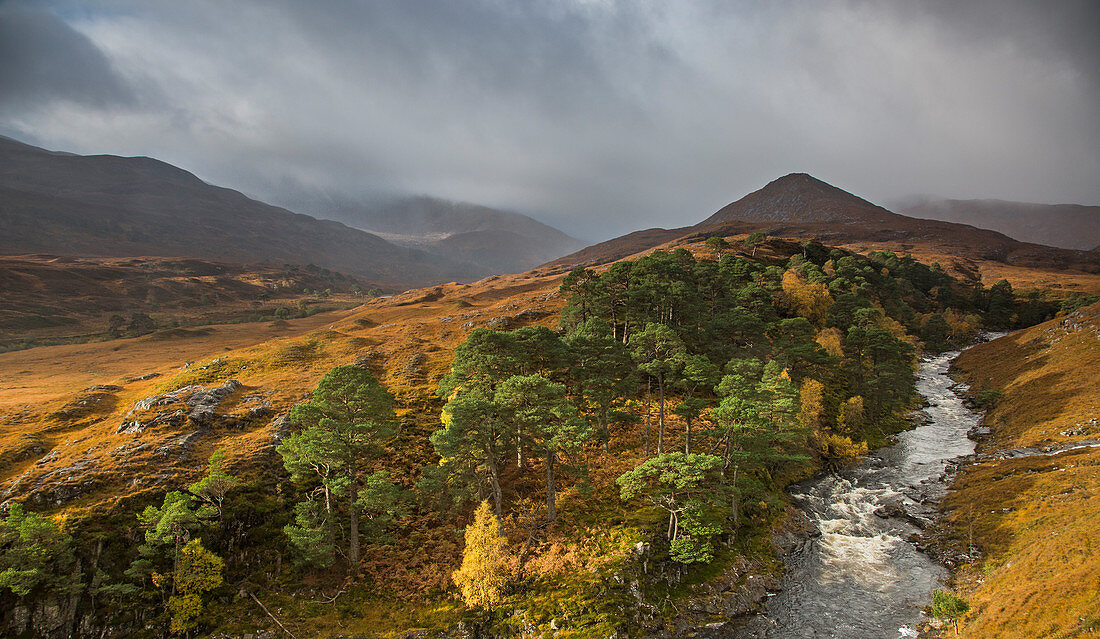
895, 197, 1100, 251
314, 196, 584, 276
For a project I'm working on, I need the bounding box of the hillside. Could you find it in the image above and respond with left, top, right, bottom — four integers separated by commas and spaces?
543, 226, 690, 270
0, 137, 479, 289
548, 174, 1100, 279
940, 304, 1100, 638
897, 198, 1100, 251
0, 255, 368, 351
317, 196, 584, 276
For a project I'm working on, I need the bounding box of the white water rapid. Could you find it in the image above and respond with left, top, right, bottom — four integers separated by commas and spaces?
729, 350, 982, 638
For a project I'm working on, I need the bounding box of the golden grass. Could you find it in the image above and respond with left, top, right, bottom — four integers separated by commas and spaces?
0, 269, 568, 514
944, 302, 1100, 638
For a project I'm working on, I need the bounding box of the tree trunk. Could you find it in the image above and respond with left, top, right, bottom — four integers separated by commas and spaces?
545, 448, 556, 522
731, 465, 739, 529
644, 380, 652, 455
657, 376, 665, 455
323, 483, 336, 558
348, 475, 360, 566
599, 404, 610, 454
486, 455, 503, 522
684, 416, 691, 454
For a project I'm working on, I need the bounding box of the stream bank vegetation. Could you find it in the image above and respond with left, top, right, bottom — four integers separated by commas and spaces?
0, 239, 1066, 637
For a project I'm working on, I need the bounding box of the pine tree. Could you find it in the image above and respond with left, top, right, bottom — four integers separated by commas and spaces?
704, 236, 730, 259
630, 323, 688, 454
929, 589, 969, 635
495, 374, 589, 522
673, 354, 718, 454
453, 501, 510, 610
565, 318, 635, 452
0, 503, 77, 599
744, 231, 766, 257
279, 365, 397, 566
189, 449, 238, 525
433, 385, 510, 520
129, 491, 201, 590
616, 452, 724, 563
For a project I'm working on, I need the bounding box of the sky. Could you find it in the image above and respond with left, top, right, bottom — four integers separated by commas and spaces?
1, 0, 1097, 242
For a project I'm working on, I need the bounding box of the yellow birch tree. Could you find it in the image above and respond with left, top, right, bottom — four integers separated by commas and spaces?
453, 501, 510, 610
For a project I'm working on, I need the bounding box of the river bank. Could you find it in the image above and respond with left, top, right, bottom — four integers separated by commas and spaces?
925, 305, 1100, 638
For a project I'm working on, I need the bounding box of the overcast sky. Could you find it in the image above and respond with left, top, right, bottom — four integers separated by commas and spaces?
1, 0, 1097, 241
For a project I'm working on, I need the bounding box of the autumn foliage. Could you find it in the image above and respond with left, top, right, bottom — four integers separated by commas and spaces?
453, 501, 510, 610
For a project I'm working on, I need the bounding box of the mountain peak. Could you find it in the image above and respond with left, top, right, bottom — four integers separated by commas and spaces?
697, 173, 894, 229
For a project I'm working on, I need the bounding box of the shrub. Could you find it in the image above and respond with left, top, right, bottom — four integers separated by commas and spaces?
929, 589, 969, 633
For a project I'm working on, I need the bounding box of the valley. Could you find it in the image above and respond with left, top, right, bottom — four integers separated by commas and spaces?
3, 210, 1097, 636
3, 5, 1097, 637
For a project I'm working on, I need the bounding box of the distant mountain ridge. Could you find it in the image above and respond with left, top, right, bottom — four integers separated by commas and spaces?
549, 173, 1100, 273
0, 136, 482, 289
895, 197, 1100, 251
316, 196, 584, 276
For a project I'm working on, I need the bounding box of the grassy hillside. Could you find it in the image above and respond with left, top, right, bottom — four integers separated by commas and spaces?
0, 255, 372, 352
940, 303, 1100, 638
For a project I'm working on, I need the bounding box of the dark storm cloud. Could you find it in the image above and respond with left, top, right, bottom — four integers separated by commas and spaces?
1, 0, 1097, 240
0, 2, 132, 114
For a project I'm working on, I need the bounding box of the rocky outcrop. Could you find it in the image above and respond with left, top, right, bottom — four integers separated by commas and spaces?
186, 379, 242, 424
117, 380, 241, 434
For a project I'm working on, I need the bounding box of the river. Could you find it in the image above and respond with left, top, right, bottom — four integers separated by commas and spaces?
729, 350, 982, 638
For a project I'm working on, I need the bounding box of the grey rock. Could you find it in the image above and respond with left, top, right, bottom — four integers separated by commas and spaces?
269, 414, 293, 445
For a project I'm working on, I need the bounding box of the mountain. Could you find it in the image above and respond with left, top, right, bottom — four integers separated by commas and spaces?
549, 173, 1100, 273
699, 172, 900, 227
0, 136, 480, 289
895, 197, 1100, 251
315, 196, 584, 276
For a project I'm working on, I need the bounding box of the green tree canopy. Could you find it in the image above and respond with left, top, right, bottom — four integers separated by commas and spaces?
0, 503, 77, 599
495, 374, 589, 522
565, 318, 635, 452
280, 364, 397, 566
188, 449, 238, 525
616, 452, 724, 563
630, 322, 688, 454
